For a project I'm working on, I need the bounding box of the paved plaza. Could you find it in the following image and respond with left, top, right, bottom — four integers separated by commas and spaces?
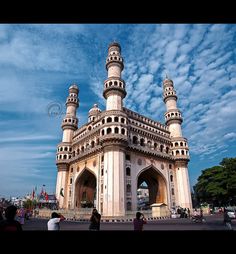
22, 214, 235, 231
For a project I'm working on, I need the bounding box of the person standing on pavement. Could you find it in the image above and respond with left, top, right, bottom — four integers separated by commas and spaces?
47, 212, 65, 230
89, 208, 101, 231
0, 205, 22, 231
223, 208, 233, 230
133, 212, 147, 231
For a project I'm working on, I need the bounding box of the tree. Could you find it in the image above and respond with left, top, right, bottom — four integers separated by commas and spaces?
23, 199, 37, 210
193, 157, 236, 207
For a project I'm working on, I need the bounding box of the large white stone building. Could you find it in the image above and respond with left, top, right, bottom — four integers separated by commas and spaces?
55, 42, 192, 217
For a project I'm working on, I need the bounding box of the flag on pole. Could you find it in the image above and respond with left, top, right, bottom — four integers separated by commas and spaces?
45, 192, 49, 202
60, 188, 64, 197
32, 188, 35, 199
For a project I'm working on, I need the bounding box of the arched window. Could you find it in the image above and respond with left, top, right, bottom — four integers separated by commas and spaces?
126, 167, 131, 176
160, 144, 164, 152
114, 81, 118, 86
101, 184, 103, 194
169, 164, 172, 169
126, 184, 131, 193
73, 151, 75, 157
91, 141, 95, 148
121, 128, 125, 135
147, 140, 151, 148
88, 126, 92, 131
60, 147, 63, 151
166, 147, 169, 154
180, 142, 183, 146
101, 168, 104, 176
64, 147, 68, 151
171, 188, 175, 195
170, 175, 173, 182
133, 136, 138, 144
175, 142, 178, 147
63, 155, 67, 159
101, 155, 104, 162
154, 143, 157, 149
176, 150, 180, 155
102, 119, 105, 124
115, 127, 119, 134
107, 128, 112, 134
114, 116, 119, 122
181, 150, 185, 155
107, 117, 112, 123
70, 178, 72, 184
101, 129, 105, 135
140, 138, 145, 147
121, 118, 125, 123
81, 146, 84, 153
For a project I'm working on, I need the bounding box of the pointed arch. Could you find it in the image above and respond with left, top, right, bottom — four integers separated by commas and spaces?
136, 165, 168, 207
74, 167, 97, 208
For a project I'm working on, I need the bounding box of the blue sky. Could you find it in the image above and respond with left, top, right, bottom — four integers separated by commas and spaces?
0, 24, 236, 198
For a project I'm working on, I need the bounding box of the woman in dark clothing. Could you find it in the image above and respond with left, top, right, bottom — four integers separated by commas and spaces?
89, 208, 101, 231
0, 205, 22, 231
133, 212, 147, 231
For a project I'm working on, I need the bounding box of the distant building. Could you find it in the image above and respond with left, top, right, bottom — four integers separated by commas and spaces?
55, 42, 192, 217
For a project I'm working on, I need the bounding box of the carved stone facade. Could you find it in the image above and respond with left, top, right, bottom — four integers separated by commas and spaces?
55, 42, 192, 216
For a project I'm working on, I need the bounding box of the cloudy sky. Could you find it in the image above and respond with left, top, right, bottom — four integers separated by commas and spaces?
0, 24, 235, 198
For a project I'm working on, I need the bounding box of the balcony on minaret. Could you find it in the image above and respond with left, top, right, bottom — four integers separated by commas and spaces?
170, 138, 190, 161
164, 110, 183, 125
56, 143, 72, 163
106, 54, 124, 71
106, 42, 124, 71
103, 77, 126, 99
61, 117, 78, 130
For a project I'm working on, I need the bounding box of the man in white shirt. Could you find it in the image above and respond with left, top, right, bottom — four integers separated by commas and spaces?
47, 212, 65, 230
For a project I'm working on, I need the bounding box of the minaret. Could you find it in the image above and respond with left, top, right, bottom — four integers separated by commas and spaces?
56, 84, 79, 208
100, 42, 128, 216
103, 42, 126, 110
163, 78, 192, 209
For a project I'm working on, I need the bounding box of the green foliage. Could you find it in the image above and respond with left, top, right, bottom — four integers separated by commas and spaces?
193, 157, 236, 206
23, 199, 37, 209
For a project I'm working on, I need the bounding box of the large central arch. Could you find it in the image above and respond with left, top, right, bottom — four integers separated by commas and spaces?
137, 165, 167, 208
74, 168, 97, 208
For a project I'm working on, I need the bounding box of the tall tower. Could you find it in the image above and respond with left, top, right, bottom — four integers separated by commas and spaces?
103, 42, 126, 110
56, 84, 79, 208
163, 78, 192, 209
101, 42, 128, 216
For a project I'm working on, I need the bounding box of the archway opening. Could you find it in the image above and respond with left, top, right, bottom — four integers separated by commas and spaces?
137, 181, 150, 210
137, 166, 167, 210
75, 169, 96, 208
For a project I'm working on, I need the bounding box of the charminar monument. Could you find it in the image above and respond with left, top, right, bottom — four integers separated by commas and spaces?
55, 42, 192, 217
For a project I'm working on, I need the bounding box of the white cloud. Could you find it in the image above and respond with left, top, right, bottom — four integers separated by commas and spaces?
223, 132, 236, 140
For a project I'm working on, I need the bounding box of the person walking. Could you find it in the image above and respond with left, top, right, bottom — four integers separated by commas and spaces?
89, 208, 101, 231
0, 205, 22, 231
47, 212, 65, 230
133, 212, 147, 231
224, 208, 233, 230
